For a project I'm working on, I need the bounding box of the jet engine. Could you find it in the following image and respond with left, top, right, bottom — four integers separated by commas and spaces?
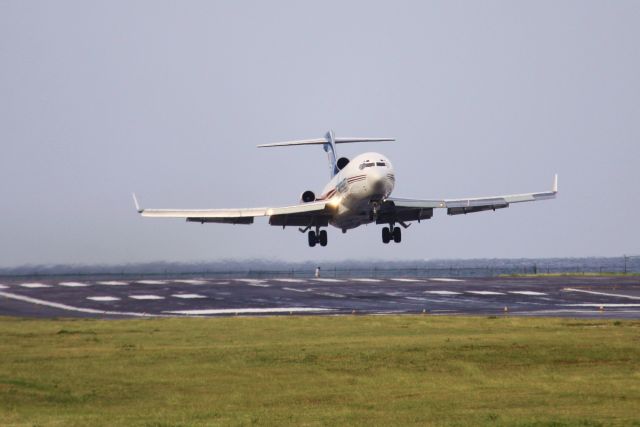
300, 190, 316, 203
337, 157, 350, 170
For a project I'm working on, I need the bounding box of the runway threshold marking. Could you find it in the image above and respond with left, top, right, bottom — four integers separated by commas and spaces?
424, 290, 461, 295
0, 290, 165, 317
129, 295, 165, 300
164, 307, 335, 315
350, 278, 382, 282
282, 287, 309, 293
87, 296, 120, 302
272, 279, 307, 283
136, 280, 167, 285
563, 288, 640, 300
313, 278, 344, 283
20, 283, 52, 288
59, 282, 89, 287
97, 281, 128, 286
173, 280, 209, 285
172, 294, 207, 299
467, 291, 505, 295
509, 291, 547, 296
430, 278, 465, 282
0, 284, 8, 289
391, 278, 424, 282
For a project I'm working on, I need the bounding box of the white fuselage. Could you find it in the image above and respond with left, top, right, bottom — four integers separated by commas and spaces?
315, 152, 395, 230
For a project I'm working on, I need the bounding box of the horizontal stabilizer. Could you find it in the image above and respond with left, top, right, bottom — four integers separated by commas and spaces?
257, 137, 394, 148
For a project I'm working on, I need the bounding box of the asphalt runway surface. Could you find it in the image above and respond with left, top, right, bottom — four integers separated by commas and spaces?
1, 275, 640, 319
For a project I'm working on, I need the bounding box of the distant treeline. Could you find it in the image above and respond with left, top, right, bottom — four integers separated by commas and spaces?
0, 256, 638, 277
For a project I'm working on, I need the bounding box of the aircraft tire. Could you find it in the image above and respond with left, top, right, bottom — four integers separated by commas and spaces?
319, 230, 328, 247
382, 227, 390, 244
308, 231, 317, 247
393, 227, 402, 243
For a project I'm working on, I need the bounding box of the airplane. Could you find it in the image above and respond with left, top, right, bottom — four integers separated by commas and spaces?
133, 131, 558, 247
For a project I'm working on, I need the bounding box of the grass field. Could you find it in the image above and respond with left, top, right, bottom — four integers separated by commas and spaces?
1, 315, 639, 427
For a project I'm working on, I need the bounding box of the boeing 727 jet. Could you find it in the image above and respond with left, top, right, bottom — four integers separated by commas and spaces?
133, 131, 557, 247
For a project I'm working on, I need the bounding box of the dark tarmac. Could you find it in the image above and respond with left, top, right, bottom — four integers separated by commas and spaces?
1, 275, 640, 319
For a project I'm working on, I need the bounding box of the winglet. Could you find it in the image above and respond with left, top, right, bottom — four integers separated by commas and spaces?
552, 174, 558, 193
132, 193, 143, 213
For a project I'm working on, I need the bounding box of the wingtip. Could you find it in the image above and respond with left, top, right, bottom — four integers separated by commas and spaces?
132, 193, 143, 213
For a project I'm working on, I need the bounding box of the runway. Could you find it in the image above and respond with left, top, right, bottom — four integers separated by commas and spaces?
1, 275, 639, 319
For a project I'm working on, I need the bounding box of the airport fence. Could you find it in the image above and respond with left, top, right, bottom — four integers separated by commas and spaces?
2, 260, 639, 280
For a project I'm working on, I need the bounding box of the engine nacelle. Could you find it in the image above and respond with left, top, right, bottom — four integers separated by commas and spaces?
300, 190, 316, 203
337, 157, 350, 170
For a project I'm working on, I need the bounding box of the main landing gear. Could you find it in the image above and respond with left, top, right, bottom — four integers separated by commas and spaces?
382, 225, 402, 244
306, 228, 328, 247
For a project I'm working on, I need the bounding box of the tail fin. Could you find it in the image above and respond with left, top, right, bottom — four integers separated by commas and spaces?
258, 130, 394, 177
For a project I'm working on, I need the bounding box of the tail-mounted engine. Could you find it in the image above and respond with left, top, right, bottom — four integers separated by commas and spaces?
300, 190, 316, 203
337, 157, 350, 170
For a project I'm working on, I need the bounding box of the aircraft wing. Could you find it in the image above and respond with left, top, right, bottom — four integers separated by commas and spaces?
133, 195, 333, 226
380, 175, 557, 222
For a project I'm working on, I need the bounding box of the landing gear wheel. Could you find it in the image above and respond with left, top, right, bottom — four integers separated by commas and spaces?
319, 230, 328, 247
393, 226, 402, 243
382, 227, 391, 244
308, 231, 317, 247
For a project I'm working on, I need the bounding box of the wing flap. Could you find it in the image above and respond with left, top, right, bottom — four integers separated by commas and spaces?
387, 175, 557, 218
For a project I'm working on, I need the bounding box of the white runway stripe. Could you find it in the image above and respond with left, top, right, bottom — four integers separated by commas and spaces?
129, 295, 164, 300
563, 288, 640, 300
173, 280, 209, 285
467, 291, 505, 295
313, 278, 344, 282
165, 307, 334, 315
424, 290, 461, 295
429, 278, 465, 282
350, 278, 382, 282
509, 291, 547, 296
87, 296, 120, 302
235, 279, 270, 287
59, 282, 89, 287
172, 294, 207, 299
0, 291, 165, 317
135, 280, 167, 285
272, 278, 307, 283
391, 278, 424, 282
316, 292, 346, 298
565, 303, 640, 307
20, 283, 51, 288
97, 281, 128, 286
0, 284, 8, 289
282, 287, 309, 293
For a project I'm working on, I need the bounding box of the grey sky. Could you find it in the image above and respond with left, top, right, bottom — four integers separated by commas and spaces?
1, 1, 639, 267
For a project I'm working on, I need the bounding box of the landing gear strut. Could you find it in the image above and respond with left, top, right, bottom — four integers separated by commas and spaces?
307, 228, 328, 247
382, 224, 402, 244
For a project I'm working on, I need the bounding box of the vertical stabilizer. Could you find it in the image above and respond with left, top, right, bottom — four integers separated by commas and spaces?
323, 130, 339, 178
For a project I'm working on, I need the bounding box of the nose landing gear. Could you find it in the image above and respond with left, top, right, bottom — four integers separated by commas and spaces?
382, 224, 402, 244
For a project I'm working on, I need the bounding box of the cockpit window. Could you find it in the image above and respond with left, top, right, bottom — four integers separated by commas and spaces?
359, 162, 375, 170
376, 162, 386, 167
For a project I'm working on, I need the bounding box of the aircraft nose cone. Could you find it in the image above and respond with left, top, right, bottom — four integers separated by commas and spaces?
368, 171, 387, 193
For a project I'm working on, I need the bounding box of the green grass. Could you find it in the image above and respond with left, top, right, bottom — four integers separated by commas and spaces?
1, 315, 639, 426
